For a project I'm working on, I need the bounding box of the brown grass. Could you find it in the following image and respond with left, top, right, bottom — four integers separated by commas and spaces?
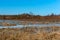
0, 14, 60, 22
0, 26, 60, 40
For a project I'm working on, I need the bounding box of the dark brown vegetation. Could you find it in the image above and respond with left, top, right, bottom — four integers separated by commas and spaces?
0, 13, 60, 22
0, 26, 60, 40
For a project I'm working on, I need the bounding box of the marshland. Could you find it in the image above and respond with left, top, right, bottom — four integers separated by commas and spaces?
0, 14, 60, 40
0, 0, 60, 40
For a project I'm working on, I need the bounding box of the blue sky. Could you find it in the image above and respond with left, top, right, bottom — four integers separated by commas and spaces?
0, 0, 60, 15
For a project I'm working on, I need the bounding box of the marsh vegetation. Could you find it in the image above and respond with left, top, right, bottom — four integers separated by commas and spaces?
0, 26, 60, 40
0, 13, 60, 40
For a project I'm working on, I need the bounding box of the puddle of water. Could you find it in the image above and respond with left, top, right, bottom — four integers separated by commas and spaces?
0, 20, 60, 28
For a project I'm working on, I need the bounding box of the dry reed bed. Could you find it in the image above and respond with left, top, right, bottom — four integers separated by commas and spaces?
0, 26, 60, 40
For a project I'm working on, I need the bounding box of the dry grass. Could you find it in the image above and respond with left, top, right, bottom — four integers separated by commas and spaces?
0, 26, 60, 40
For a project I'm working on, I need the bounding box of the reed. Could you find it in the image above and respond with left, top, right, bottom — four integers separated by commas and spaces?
0, 26, 60, 40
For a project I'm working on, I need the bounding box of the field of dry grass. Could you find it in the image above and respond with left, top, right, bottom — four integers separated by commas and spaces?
0, 26, 60, 40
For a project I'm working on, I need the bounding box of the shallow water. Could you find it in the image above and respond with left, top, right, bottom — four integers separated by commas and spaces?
0, 20, 60, 28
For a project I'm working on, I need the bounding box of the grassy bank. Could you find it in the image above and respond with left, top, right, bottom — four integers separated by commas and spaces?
0, 26, 60, 40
